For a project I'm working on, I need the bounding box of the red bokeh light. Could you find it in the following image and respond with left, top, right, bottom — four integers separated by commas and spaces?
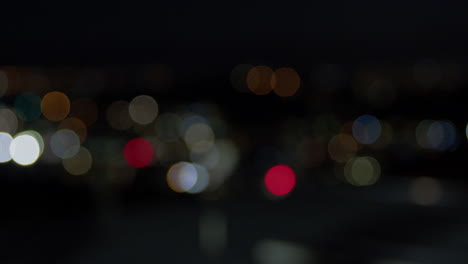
264, 165, 296, 196
123, 138, 154, 168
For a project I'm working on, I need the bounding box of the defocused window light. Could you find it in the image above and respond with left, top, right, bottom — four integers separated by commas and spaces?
58, 117, 87, 143
14, 92, 42, 121
70, 98, 98, 126
247, 65, 274, 95
328, 133, 358, 163
63, 146, 92, 175
167, 161, 198, 193
0, 108, 18, 134
410, 176, 442, 206
129, 95, 159, 125
0, 70, 8, 97
230, 64, 253, 93
123, 138, 154, 168
352, 114, 381, 144
10, 134, 40, 166
271, 67, 301, 97
106, 100, 133, 130
41, 91, 70, 122
264, 165, 296, 197
344, 156, 381, 186
50, 129, 80, 159
0, 132, 13, 162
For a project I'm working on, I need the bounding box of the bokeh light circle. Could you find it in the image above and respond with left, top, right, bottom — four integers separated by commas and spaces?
427, 121, 456, 151
328, 133, 358, 163
0, 132, 13, 162
184, 122, 215, 153
344, 156, 381, 186
14, 93, 42, 121
63, 146, 92, 175
50, 129, 80, 159
271, 67, 301, 97
41, 91, 70, 121
247, 65, 274, 95
17, 130, 44, 155
352, 114, 381, 144
187, 164, 210, 194
123, 138, 154, 168
129, 95, 159, 125
0, 108, 18, 134
264, 165, 296, 196
9, 134, 40, 166
167, 161, 198, 193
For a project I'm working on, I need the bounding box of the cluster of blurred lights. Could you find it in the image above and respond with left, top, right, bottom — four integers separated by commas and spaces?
2, 65, 468, 201
231, 64, 301, 97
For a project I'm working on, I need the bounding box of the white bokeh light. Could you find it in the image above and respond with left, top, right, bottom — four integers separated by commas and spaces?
0, 132, 13, 162
10, 134, 40, 166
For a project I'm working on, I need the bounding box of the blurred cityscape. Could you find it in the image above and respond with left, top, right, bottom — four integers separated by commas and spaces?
2, 1, 468, 263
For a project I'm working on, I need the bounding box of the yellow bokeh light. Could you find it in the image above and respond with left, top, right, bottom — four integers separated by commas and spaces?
271, 67, 301, 97
344, 156, 381, 186
246, 65, 274, 95
41, 91, 70, 122
63, 146, 92, 176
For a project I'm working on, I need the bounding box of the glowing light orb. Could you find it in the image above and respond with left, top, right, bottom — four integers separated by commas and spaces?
50, 129, 80, 159
17, 130, 44, 155
427, 121, 456, 151
167, 161, 198, 192
41, 91, 70, 122
187, 164, 210, 194
63, 146, 92, 175
0, 108, 18, 134
9, 134, 40, 166
352, 114, 381, 144
264, 165, 296, 196
271, 67, 301, 97
129, 95, 159, 125
14, 93, 42, 121
0, 132, 13, 162
247, 65, 274, 95
123, 138, 154, 168
344, 156, 381, 186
